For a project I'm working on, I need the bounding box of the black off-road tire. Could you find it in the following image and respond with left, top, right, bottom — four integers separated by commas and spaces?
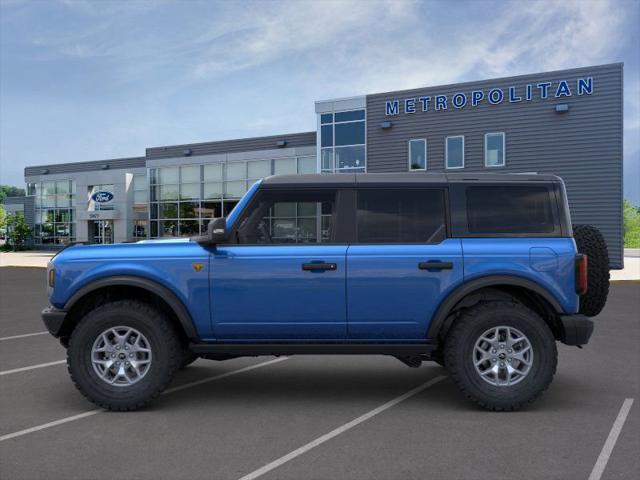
573, 224, 610, 317
180, 350, 199, 369
444, 301, 557, 411
67, 300, 182, 411
429, 351, 446, 367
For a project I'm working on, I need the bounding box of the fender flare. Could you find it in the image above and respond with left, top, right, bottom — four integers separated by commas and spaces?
427, 275, 563, 340
64, 275, 198, 340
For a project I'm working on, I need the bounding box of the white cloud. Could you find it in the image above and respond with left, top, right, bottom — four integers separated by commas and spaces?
1, 0, 638, 191
191, 0, 415, 79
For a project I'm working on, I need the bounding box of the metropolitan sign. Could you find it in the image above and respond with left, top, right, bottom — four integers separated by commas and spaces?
384, 77, 594, 116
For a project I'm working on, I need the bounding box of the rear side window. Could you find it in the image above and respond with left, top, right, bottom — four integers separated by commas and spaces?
466, 186, 555, 234
356, 189, 446, 243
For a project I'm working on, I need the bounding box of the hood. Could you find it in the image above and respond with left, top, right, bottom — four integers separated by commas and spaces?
50, 238, 207, 265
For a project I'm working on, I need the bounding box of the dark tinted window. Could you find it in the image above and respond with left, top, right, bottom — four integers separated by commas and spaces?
237, 190, 336, 244
321, 125, 333, 147
357, 189, 446, 243
334, 122, 365, 146
335, 110, 365, 122
320, 113, 333, 124
466, 186, 555, 234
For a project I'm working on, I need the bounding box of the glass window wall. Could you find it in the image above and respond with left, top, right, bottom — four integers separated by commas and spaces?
33, 179, 76, 246
149, 156, 315, 238
320, 109, 366, 173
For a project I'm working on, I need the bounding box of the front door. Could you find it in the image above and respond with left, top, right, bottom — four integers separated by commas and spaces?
210, 188, 348, 340
346, 188, 464, 340
90, 220, 114, 244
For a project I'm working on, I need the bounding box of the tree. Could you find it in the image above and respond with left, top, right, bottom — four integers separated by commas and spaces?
0, 185, 26, 204
6, 211, 32, 250
0, 205, 6, 231
623, 199, 640, 248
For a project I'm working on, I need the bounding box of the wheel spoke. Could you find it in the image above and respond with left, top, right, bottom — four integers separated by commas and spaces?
92, 326, 152, 387
473, 325, 533, 387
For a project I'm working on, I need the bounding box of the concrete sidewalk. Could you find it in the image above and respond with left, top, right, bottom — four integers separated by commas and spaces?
0, 251, 54, 268
1, 249, 639, 280
611, 256, 640, 281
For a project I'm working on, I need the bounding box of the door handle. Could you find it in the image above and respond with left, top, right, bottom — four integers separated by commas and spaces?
302, 262, 337, 271
418, 261, 453, 271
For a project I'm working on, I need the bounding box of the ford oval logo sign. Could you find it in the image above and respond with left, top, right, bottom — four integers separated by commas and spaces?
91, 191, 114, 203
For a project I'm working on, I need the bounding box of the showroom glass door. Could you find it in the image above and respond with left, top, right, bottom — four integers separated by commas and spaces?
91, 220, 114, 244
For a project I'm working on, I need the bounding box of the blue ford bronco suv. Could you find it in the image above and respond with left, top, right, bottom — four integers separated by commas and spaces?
42, 173, 609, 411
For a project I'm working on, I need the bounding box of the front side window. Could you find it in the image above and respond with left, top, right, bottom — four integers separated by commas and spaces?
356, 189, 446, 244
485, 132, 505, 167
409, 139, 427, 171
320, 109, 366, 173
466, 186, 555, 234
446, 136, 464, 169
236, 190, 336, 244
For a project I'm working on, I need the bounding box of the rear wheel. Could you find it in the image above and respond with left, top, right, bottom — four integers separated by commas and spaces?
444, 301, 557, 411
573, 224, 610, 317
67, 300, 182, 411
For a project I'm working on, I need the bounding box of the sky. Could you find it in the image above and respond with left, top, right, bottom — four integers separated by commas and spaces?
1, 0, 639, 202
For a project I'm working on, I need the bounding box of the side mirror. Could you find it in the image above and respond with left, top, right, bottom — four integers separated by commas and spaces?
207, 217, 229, 245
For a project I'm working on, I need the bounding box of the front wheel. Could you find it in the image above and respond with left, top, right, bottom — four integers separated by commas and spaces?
444, 301, 557, 411
67, 300, 182, 411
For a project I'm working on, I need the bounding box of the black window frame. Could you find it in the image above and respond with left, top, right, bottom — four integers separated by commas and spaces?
352, 187, 450, 245
448, 183, 564, 238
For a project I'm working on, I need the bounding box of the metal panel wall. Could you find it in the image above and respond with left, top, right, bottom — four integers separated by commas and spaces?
146, 132, 316, 159
24, 157, 145, 177
366, 63, 623, 268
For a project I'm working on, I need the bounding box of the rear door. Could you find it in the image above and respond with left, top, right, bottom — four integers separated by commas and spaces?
211, 188, 349, 340
346, 188, 463, 340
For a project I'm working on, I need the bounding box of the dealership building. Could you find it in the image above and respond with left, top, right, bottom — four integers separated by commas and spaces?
13, 63, 623, 267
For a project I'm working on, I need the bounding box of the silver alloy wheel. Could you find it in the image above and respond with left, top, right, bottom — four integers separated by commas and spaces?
91, 326, 152, 387
473, 326, 533, 387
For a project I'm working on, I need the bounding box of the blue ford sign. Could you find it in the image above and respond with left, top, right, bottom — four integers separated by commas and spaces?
91, 191, 114, 203
385, 77, 593, 115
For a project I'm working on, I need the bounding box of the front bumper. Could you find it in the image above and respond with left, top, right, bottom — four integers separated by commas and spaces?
559, 314, 594, 346
41, 306, 67, 337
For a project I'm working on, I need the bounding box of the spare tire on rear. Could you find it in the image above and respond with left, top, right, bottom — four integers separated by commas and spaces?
572, 224, 610, 317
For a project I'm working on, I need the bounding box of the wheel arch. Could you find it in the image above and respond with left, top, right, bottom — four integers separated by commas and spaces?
428, 275, 564, 342
59, 276, 198, 346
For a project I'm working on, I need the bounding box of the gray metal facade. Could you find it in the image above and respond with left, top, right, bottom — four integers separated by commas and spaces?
24, 156, 145, 176
366, 63, 623, 268
146, 132, 316, 159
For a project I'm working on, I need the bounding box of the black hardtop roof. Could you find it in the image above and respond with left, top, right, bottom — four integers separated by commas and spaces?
261, 172, 562, 188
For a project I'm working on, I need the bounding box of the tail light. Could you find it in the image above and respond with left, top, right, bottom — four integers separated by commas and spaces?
575, 254, 588, 295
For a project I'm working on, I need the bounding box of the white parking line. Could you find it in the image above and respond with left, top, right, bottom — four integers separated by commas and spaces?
588, 398, 635, 480
0, 410, 102, 442
0, 357, 287, 442
0, 360, 66, 376
0, 331, 49, 341
237, 375, 447, 480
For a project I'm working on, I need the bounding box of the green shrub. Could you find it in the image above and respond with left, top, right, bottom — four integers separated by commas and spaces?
5, 211, 32, 251
623, 199, 640, 248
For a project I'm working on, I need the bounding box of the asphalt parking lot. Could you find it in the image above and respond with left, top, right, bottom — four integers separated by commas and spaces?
0, 267, 637, 480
